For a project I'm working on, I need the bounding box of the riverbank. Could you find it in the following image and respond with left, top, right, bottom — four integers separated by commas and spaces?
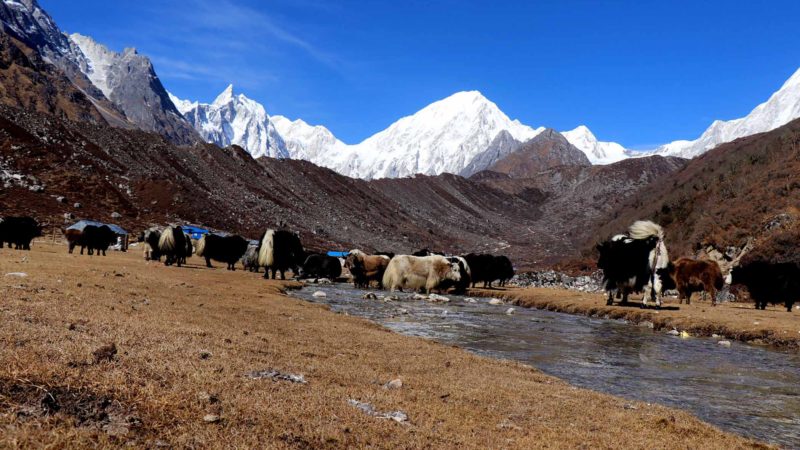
0, 243, 767, 448
472, 287, 800, 349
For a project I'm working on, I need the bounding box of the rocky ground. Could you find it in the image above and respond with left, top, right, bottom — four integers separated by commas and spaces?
0, 242, 768, 449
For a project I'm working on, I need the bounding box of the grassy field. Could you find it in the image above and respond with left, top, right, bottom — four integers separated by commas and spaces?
0, 242, 769, 449
473, 286, 800, 348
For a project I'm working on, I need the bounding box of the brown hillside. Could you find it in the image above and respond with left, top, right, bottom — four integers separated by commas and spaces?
0, 34, 106, 124
594, 118, 800, 264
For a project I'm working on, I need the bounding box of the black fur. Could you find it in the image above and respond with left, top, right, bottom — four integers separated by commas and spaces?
0, 216, 43, 250
732, 261, 800, 312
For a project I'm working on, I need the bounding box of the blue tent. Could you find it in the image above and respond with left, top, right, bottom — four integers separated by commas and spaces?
67, 220, 128, 236
182, 225, 209, 240
327, 251, 349, 258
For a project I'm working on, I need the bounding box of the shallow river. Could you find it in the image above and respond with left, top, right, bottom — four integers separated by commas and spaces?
292, 284, 800, 448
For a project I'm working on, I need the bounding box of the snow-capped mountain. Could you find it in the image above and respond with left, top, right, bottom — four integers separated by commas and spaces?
561, 125, 631, 164
327, 91, 544, 179
271, 115, 347, 161
652, 68, 800, 158
0, 0, 109, 103
170, 85, 288, 158
0, 0, 199, 144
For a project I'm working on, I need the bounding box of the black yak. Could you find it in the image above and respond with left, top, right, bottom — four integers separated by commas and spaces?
596, 220, 670, 308
731, 261, 800, 312
0, 216, 43, 250
66, 225, 117, 256
158, 226, 190, 267
195, 234, 249, 270
298, 253, 342, 281
257, 229, 306, 280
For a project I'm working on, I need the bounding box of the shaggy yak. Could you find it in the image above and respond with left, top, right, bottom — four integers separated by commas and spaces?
195, 234, 249, 270
66, 225, 117, 256
0, 216, 43, 250
435, 256, 471, 294
657, 258, 724, 306
382, 255, 462, 294
139, 227, 162, 261
494, 255, 514, 287
596, 220, 670, 308
298, 253, 342, 281
463, 253, 496, 288
731, 261, 800, 312
158, 226, 190, 267
344, 250, 391, 288
257, 229, 306, 280
241, 245, 260, 272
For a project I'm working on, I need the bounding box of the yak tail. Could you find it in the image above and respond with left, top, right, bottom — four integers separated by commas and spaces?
195, 235, 207, 257
628, 220, 664, 240
158, 227, 176, 252
382, 267, 395, 291
258, 230, 275, 267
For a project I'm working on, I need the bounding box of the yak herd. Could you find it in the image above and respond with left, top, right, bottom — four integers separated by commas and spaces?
1, 215, 799, 312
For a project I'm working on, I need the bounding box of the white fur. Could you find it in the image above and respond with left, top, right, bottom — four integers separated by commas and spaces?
257, 229, 275, 267
383, 255, 461, 293
158, 226, 177, 252
628, 220, 664, 240
642, 234, 670, 307
195, 235, 207, 257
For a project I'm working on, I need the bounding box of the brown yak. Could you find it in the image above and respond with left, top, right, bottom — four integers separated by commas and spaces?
344, 249, 390, 289
657, 258, 724, 306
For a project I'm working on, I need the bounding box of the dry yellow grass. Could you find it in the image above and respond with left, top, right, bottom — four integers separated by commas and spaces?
0, 242, 769, 449
472, 287, 800, 348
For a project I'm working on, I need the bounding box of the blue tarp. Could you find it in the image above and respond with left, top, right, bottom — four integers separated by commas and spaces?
182, 225, 209, 240
327, 251, 349, 258
67, 220, 128, 236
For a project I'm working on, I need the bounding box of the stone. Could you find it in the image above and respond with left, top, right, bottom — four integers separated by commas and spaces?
412, 293, 428, 300
384, 379, 403, 390
73, 202, 82, 209
667, 329, 680, 336
203, 414, 221, 423
312, 291, 327, 298
489, 298, 503, 305
428, 293, 450, 303
4, 272, 27, 277
505, 308, 515, 315
111, 212, 122, 219
199, 350, 212, 360
717, 340, 732, 347
362, 293, 377, 300
464, 297, 478, 303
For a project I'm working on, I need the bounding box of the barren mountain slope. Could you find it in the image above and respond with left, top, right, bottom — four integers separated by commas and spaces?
595, 118, 800, 263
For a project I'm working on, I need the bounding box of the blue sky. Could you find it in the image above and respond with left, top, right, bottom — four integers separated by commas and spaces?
42, 0, 800, 148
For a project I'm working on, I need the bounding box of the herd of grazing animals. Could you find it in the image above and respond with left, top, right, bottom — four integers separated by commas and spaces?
1, 215, 798, 312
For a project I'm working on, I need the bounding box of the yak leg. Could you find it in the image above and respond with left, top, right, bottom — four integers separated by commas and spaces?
786, 301, 793, 312
205, 257, 213, 268
606, 291, 614, 306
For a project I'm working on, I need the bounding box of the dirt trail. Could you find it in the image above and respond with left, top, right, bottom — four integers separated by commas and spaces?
0, 243, 768, 448
472, 287, 800, 349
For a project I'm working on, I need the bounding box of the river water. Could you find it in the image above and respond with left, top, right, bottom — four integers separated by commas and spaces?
291, 284, 800, 448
